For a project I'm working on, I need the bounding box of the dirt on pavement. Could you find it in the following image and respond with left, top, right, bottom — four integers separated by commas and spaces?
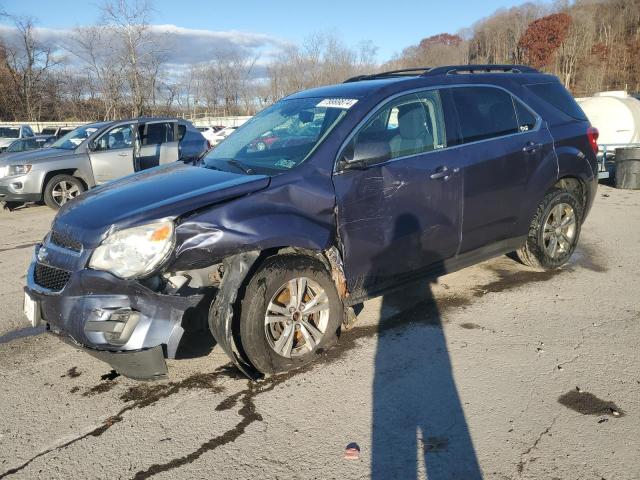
0, 184, 638, 479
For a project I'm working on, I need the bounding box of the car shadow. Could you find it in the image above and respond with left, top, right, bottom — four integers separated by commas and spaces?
370, 214, 482, 479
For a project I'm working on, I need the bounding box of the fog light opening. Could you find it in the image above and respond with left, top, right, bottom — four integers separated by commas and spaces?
85, 308, 140, 346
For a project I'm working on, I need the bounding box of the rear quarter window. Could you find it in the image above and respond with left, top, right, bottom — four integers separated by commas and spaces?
525, 82, 588, 121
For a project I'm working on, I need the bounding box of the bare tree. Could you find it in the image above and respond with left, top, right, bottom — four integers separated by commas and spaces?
100, 0, 166, 117
67, 25, 126, 119
0, 14, 61, 120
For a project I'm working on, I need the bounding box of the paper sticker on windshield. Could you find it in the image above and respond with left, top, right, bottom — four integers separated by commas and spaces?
317, 98, 358, 109
275, 159, 297, 169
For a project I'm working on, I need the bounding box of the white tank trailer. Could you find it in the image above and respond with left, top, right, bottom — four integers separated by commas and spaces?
577, 91, 640, 180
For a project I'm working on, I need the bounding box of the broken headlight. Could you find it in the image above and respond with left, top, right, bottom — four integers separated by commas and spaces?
89, 221, 174, 279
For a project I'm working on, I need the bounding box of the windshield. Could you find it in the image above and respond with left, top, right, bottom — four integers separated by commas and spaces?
6, 140, 26, 152
203, 97, 352, 174
0, 127, 20, 139
51, 125, 99, 150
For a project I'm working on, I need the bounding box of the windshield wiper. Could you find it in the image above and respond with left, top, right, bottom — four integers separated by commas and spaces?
226, 159, 255, 175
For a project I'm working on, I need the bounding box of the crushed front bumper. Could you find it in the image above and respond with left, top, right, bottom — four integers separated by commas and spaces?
25, 245, 208, 379
50, 326, 168, 379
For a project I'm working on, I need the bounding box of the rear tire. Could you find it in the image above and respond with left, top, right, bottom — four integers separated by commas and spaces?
43, 175, 85, 210
516, 189, 582, 270
239, 255, 343, 375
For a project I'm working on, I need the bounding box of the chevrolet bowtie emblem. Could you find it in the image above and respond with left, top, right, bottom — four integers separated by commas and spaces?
37, 247, 48, 262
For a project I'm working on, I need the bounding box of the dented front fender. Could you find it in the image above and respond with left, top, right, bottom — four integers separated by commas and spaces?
208, 250, 262, 379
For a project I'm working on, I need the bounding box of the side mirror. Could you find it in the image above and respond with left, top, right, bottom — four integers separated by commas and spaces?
88, 140, 97, 151
340, 140, 390, 171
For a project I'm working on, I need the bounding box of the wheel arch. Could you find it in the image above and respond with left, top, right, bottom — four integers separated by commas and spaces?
42, 169, 90, 192
553, 176, 587, 213
206, 244, 347, 380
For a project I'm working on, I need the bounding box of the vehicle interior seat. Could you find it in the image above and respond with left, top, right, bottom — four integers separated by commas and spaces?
389, 103, 433, 157
111, 131, 127, 149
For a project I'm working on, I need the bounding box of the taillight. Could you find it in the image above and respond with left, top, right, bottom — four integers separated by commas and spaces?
587, 127, 599, 155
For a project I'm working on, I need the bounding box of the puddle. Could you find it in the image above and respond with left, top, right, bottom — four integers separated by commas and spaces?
120, 371, 229, 409
460, 322, 482, 330
570, 245, 607, 273
423, 436, 449, 452
0, 326, 45, 345
83, 381, 118, 397
473, 267, 560, 297
101, 370, 120, 381
62, 367, 81, 378
558, 390, 624, 417
83, 370, 120, 396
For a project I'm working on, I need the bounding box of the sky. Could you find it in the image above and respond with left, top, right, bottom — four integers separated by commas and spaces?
1, 0, 537, 63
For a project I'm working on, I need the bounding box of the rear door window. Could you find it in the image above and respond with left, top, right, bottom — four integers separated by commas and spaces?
451, 87, 518, 143
525, 82, 588, 121
140, 122, 175, 145
177, 124, 186, 141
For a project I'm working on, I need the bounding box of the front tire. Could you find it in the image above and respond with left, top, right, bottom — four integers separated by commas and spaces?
43, 175, 85, 210
516, 189, 582, 270
239, 255, 343, 375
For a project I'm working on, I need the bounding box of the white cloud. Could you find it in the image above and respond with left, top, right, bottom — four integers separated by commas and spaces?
0, 22, 290, 66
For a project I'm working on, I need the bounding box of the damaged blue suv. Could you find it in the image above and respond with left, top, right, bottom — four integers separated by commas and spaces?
24, 65, 599, 380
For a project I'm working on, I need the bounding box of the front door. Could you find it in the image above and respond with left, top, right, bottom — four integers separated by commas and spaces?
89, 124, 135, 184
333, 90, 463, 296
135, 121, 179, 171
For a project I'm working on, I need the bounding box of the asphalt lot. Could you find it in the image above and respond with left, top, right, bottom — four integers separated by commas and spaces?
0, 184, 639, 479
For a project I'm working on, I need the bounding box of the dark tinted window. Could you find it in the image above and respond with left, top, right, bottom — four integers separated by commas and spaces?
451, 87, 518, 143
525, 82, 588, 121
514, 100, 537, 132
141, 122, 174, 145
178, 124, 186, 141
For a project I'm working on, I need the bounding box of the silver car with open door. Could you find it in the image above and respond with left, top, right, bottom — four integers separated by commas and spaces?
0, 118, 207, 210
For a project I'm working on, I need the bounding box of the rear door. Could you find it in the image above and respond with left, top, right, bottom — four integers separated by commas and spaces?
333, 89, 463, 295
448, 86, 555, 253
89, 123, 135, 183
135, 121, 179, 171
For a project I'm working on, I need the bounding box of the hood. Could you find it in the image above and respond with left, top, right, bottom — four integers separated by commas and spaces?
0, 147, 75, 165
0, 138, 16, 148
53, 162, 270, 246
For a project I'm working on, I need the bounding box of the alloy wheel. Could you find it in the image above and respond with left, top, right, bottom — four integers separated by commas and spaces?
264, 277, 330, 358
543, 203, 577, 258
51, 181, 81, 206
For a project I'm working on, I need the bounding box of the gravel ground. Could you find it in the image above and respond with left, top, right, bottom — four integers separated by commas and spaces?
0, 184, 638, 480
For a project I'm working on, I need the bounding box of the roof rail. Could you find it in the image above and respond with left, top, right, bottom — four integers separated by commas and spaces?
423, 64, 539, 76
343, 67, 432, 83
344, 64, 539, 83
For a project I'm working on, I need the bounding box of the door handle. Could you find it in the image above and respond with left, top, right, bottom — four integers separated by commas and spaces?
522, 141, 542, 153
118, 152, 128, 157
430, 166, 459, 181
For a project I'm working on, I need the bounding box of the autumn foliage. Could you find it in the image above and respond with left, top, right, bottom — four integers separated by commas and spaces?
518, 13, 572, 68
